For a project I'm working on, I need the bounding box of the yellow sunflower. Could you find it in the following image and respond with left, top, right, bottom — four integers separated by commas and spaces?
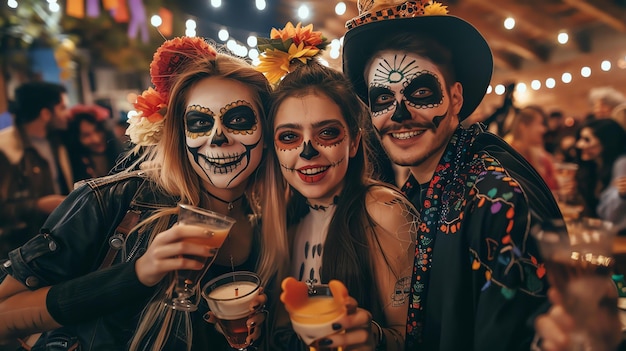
255, 49, 291, 85
424, 1, 449, 15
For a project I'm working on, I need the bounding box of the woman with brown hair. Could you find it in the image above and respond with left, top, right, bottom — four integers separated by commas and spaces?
256, 23, 417, 350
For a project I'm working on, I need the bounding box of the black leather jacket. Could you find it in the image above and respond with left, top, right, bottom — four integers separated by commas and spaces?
1, 171, 259, 350
0, 171, 178, 350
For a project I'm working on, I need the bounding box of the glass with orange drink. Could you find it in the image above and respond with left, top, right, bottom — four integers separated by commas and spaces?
281, 277, 347, 351
166, 203, 236, 311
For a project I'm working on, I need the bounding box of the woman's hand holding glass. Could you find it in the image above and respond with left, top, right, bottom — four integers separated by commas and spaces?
281, 278, 376, 351
135, 221, 219, 287
311, 296, 375, 351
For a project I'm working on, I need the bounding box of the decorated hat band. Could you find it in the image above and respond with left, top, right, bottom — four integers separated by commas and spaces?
346, 0, 448, 30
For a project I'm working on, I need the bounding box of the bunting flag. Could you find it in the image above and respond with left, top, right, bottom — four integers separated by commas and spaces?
128, 0, 149, 43
86, 0, 100, 17
103, 0, 117, 10
66, 0, 85, 18
158, 7, 173, 38
112, 0, 130, 23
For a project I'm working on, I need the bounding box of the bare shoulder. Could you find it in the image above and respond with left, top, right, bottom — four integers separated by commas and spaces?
365, 184, 417, 224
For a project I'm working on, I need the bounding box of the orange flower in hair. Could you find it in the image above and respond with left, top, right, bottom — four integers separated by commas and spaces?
257, 22, 328, 86
133, 87, 167, 123
270, 22, 324, 48
149, 37, 217, 96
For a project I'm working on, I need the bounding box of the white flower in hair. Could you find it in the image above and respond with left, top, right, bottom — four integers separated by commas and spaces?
126, 112, 165, 146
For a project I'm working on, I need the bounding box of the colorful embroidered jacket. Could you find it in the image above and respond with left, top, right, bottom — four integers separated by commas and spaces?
403, 124, 562, 351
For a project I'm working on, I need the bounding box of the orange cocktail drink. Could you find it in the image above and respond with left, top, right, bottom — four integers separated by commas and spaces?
175, 224, 230, 289
168, 204, 236, 312
281, 278, 347, 351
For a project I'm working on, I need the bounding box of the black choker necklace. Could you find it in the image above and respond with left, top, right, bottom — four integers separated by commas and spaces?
306, 195, 339, 212
205, 191, 244, 211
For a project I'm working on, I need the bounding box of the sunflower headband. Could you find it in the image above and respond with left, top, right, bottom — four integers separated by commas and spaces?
126, 37, 218, 146
255, 22, 329, 86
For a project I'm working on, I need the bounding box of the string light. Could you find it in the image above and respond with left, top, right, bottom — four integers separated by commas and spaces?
581, 66, 591, 77
561, 72, 572, 83
7, 0, 18, 9
335, 2, 346, 16
150, 15, 162, 27
494, 84, 506, 95
601, 60, 611, 71
186, 19, 197, 30
247, 36, 257, 47
298, 5, 310, 19
218, 29, 229, 41
210, 0, 222, 8
503, 17, 515, 30
545, 78, 556, 89
531, 80, 541, 90
255, 0, 266, 11
49, 1, 60, 12
557, 32, 569, 44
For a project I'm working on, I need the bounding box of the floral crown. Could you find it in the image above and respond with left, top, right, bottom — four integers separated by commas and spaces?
255, 22, 329, 86
126, 37, 218, 146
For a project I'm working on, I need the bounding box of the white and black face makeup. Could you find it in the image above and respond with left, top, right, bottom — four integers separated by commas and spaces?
365, 51, 461, 169
185, 77, 264, 189
368, 53, 447, 127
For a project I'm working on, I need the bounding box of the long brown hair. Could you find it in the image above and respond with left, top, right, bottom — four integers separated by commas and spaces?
127, 51, 271, 351
258, 61, 386, 321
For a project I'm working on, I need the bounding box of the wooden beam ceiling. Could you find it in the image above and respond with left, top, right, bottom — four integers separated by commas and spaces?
562, 0, 626, 32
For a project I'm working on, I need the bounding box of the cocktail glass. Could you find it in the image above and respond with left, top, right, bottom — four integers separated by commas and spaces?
285, 282, 346, 351
166, 203, 236, 312
533, 217, 619, 351
202, 271, 261, 351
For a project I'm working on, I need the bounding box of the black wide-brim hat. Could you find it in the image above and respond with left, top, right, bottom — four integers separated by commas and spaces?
343, 1, 493, 120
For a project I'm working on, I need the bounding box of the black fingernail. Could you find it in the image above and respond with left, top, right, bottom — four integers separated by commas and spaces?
252, 304, 260, 310
318, 339, 333, 346
332, 323, 342, 330
248, 338, 254, 345
249, 327, 255, 335
249, 321, 256, 327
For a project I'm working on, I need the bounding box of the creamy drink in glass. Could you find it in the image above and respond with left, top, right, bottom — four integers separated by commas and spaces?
202, 271, 261, 351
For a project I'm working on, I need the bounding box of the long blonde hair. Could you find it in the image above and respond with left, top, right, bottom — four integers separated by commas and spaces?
126, 51, 271, 351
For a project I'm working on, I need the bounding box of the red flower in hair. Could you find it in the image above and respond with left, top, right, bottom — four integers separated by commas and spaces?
149, 37, 218, 95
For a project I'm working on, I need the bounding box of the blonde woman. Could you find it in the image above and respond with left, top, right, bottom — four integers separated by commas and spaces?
0, 37, 271, 351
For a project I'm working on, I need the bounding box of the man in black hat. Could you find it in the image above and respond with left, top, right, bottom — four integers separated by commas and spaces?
343, 1, 564, 350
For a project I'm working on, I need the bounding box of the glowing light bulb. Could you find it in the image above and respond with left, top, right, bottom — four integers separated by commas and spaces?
504, 17, 515, 30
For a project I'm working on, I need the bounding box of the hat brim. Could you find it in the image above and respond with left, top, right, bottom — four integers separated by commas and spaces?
343, 15, 493, 120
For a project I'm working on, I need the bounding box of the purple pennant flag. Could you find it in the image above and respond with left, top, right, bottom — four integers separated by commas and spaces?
87, 0, 100, 17
128, 0, 149, 43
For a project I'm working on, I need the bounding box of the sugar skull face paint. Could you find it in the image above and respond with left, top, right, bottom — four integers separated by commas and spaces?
273, 93, 359, 205
365, 51, 462, 168
185, 77, 264, 189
